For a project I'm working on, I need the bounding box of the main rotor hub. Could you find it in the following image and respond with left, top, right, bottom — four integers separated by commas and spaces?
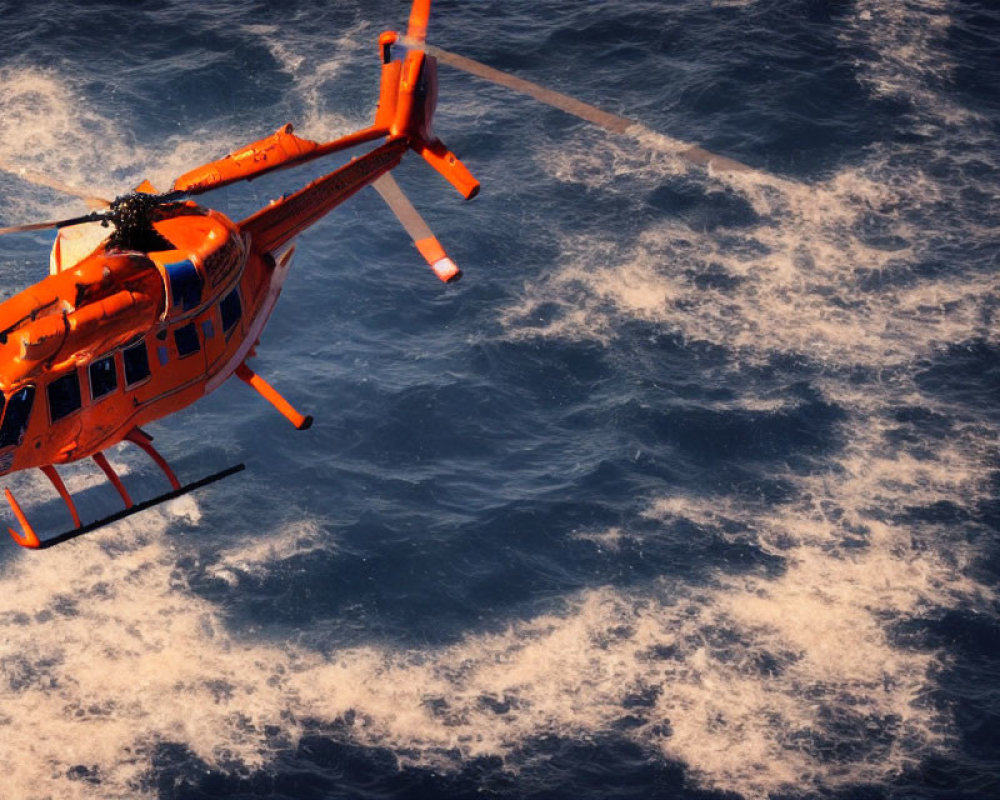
105, 192, 172, 252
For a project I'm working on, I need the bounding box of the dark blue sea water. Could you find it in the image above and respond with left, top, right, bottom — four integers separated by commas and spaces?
0, 1, 998, 798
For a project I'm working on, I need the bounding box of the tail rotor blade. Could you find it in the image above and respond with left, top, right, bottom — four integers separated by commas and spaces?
406, 0, 433, 44
372, 173, 461, 283
404, 39, 753, 174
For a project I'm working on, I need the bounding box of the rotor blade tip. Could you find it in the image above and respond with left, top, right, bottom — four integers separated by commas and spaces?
431, 257, 461, 283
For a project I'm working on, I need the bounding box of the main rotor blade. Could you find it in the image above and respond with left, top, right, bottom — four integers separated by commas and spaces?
0, 219, 65, 236
0, 211, 105, 237
403, 38, 753, 174
0, 158, 111, 209
372, 173, 461, 283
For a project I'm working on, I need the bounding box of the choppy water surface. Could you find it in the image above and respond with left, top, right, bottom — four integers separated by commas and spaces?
0, 1, 998, 798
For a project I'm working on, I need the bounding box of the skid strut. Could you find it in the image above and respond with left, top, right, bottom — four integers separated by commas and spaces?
127, 428, 181, 490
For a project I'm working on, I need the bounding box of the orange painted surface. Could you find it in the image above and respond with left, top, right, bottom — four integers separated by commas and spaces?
172, 124, 319, 194
407, 0, 432, 43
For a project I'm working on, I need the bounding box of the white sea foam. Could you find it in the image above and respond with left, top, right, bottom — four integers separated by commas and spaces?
207, 518, 334, 586
846, 0, 976, 124
1, 494, 986, 800
240, 20, 368, 139
504, 129, 995, 371
0, 66, 244, 219
633, 407, 994, 796
0, 67, 122, 220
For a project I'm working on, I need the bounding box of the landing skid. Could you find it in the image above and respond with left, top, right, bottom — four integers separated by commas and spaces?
5, 428, 245, 549
7, 464, 245, 549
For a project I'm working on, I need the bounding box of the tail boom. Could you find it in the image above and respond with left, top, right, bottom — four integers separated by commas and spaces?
238, 138, 408, 254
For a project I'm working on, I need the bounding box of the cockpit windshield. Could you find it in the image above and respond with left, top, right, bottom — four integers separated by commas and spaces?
0, 386, 35, 448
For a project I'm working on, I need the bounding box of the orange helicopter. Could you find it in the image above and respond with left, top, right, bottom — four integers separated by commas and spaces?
0, 1, 749, 550
0, 0, 484, 549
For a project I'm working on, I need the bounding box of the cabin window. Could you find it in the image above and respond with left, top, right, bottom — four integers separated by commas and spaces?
166, 259, 204, 311
202, 319, 215, 340
0, 386, 35, 448
220, 288, 242, 333
123, 341, 151, 386
174, 323, 200, 358
89, 355, 118, 400
47, 372, 82, 422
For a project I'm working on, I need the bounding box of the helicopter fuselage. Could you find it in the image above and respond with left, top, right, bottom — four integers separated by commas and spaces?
0, 202, 285, 475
